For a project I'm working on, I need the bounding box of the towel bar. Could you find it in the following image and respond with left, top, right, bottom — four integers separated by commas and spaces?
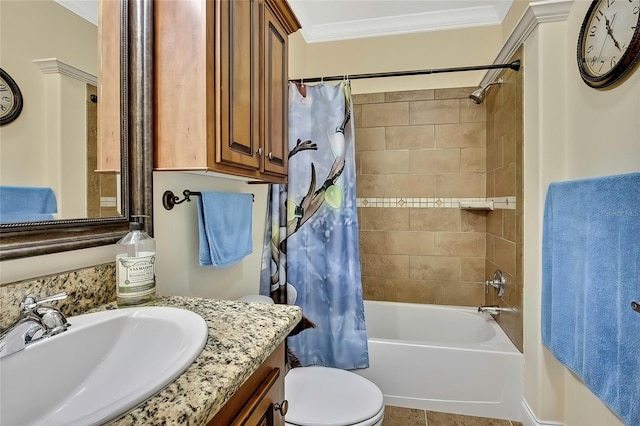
162, 190, 254, 210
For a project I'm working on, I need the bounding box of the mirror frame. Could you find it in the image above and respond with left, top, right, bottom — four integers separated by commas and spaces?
0, 0, 153, 261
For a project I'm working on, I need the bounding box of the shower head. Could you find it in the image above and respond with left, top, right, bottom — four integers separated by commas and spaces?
469, 78, 503, 104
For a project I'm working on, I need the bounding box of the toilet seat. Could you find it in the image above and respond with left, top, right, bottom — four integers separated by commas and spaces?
284, 366, 384, 426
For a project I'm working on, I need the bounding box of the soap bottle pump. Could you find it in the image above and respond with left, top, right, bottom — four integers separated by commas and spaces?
116, 220, 156, 307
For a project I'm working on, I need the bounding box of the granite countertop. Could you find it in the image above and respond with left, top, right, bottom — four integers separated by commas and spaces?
100, 295, 302, 425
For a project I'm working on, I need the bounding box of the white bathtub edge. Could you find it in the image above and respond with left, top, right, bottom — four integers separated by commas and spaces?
521, 399, 564, 426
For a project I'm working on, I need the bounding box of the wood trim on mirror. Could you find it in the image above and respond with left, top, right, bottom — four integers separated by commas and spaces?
0, 0, 153, 260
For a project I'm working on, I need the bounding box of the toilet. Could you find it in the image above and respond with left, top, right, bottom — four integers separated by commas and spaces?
236, 295, 385, 426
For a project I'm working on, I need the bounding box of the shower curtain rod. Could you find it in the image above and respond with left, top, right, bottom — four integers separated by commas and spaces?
290, 60, 520, 83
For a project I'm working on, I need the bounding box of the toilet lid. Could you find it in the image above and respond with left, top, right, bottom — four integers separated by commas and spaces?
235, 295, 274, 304
285, 366, 384, 426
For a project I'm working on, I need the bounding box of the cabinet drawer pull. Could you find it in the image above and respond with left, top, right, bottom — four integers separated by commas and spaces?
268, 152, 274, 160
257, 147, 263, 156
274, 400, 288, 416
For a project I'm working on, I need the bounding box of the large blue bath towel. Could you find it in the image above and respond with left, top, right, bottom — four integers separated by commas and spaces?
0, 186, 57, 223
197, 191, 253, 268
542, 172, 640, 426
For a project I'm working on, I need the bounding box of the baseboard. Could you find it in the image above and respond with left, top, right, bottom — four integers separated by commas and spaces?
521, 400, 564, 426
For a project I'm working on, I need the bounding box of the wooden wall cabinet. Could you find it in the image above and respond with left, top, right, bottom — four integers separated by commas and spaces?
96, 0, 122, 173
155, 0, 300, 182
208, 343, 287, 426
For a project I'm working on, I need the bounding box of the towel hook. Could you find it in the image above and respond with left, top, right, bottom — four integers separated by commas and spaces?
632, 301, 640, 313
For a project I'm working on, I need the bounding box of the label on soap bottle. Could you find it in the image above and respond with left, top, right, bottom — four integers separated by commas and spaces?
116, 252, 156, 298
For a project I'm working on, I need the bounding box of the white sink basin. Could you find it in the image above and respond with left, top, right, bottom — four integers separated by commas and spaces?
0, 306, 208, 426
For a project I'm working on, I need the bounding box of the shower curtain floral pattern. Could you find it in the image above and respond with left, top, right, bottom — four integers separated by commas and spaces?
260, 81, 368, 370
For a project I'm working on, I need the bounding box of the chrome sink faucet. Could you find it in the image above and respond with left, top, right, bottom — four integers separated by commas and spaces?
0, 292, 69, 359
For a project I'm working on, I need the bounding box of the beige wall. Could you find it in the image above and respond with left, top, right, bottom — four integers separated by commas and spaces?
289, 25, 502, 94
484, 46, 524, 352
501, 0, 531, 43
523, 0, 639, 424
354, 89, 487, 306
152, 172, 269, 301
0, 0, 97, 198
0, 245, 115, 285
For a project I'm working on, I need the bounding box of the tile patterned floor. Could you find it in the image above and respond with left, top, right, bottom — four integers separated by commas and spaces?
382, 406, 524, 426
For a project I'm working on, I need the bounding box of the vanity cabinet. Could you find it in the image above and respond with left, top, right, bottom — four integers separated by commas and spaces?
208, 342, 287, 426
154, 0, 300, 182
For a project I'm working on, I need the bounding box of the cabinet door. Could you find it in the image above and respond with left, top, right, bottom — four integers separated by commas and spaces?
96, 0, 121, 172
260, 3, 288, 177
219, 0, 260, 171
208, 343, 286, 426
230, 368, 284, 426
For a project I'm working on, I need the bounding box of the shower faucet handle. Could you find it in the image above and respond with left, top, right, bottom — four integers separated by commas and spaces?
485, 270, 506, 298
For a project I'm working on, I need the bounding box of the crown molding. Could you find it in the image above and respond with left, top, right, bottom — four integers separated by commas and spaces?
291, 1, 513, 43
480, 0, 574, 86
33, 58, 97, 86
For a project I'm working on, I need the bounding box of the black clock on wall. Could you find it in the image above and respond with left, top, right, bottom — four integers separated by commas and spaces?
0, 68, 24, 126
577, 0, 640, 88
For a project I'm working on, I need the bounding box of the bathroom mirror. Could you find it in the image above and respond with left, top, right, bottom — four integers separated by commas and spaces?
0, 0, 153, 260
0, 0, 120, 224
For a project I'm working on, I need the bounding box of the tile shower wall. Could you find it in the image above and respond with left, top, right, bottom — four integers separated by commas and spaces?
484, 47, 524, 352
354, 88, 488, 306
87, 83, 119, 219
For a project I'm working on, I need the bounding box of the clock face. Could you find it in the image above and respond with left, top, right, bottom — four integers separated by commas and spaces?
578, 0, 640, 87
0, 68, 23, 125
0, 76, 17, 117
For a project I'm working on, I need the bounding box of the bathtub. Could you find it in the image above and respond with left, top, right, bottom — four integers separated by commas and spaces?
353, 301, 523, 421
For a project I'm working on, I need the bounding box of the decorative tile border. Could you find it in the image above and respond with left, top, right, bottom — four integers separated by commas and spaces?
356, 196, 516, 209
100, 196, 118, 207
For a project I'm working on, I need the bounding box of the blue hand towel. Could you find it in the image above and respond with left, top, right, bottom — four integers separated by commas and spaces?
197, 191, 253, 268
0, 186, 57, 223
542, 172, 640, 426
1, 213, 56, 224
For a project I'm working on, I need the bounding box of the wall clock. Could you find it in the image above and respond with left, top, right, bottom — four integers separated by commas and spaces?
0, 68, 24, 125
577, 0, 640, 88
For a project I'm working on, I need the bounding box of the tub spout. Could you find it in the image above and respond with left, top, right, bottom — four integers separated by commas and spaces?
478, 305, 503, 316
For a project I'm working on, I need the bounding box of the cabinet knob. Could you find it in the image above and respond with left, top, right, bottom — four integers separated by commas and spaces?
274, 400, 288, 416
257, 147, 263, 156
268, 152, 274, 160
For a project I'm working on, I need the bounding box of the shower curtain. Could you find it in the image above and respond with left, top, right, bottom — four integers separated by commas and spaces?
260, 81, 368, 370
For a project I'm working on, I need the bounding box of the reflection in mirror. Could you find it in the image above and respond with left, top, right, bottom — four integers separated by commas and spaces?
0, 0, 120, 223
0, 0, 147, 260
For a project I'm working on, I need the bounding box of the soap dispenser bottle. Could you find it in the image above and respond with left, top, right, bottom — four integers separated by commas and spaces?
116, 220, 156, 307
